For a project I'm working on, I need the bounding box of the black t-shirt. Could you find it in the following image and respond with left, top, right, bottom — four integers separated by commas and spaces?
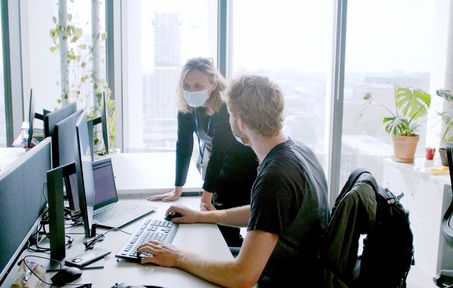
175, 104, 258, 207
247, 139, 329, 287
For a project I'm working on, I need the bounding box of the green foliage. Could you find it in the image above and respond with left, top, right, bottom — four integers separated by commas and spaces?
361, 86, 431, 136
49, 5, 116, 154
436, 89, 453, 145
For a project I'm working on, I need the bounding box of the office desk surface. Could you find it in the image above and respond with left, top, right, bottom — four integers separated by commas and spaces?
4, 197, 232, 288
0, 147, 26, 172
108, 152, 204, 196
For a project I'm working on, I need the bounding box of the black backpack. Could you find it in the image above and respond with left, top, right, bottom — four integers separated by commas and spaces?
334, 168, 414, 288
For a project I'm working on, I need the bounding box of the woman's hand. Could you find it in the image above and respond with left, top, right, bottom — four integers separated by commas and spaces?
147, 187, 183, 202
199, 191, 216, 211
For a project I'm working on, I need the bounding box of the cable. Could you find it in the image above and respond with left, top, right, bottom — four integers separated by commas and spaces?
83, 225, 129, 250
20, 255, 88, 286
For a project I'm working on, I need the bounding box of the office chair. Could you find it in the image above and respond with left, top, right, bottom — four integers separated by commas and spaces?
434, 142, 453, 288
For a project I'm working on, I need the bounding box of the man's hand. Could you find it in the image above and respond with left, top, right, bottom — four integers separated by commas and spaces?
147, 187, 183, 202
165, 205, 203, 224
138, 240, 182, 267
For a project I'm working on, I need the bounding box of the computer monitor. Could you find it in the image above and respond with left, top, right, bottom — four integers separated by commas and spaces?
54, 110, 83, 168
75, 110, 97, 238
26, 89, 35, 148
0, 138, 51, 285
66, 157, 117, 213
44, 102, 77, 167
101, 92, 109, 154
87, 92, 109, 158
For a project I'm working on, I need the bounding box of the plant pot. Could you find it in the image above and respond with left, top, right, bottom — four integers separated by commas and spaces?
439, 147, 449, 166
392, 135, 419, 163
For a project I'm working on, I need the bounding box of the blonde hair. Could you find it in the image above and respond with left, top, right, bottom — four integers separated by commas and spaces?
177, 57, 225, 115
224, 75, 284, 137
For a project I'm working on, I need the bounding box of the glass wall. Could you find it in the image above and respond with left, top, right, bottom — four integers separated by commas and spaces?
0, 2, 5, 146
21, 0, 106, 125
230, 0, 335, 168
122, 0, 218, 152
340, 0, 436, 184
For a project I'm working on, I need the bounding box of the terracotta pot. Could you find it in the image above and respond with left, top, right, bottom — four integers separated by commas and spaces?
392, 135, 419, 163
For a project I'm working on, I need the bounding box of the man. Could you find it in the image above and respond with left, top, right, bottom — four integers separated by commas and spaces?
138, 75, 329, 287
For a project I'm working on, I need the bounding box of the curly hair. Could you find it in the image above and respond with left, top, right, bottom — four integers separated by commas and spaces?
224, 75, 284, 137
177, 57, 225, 115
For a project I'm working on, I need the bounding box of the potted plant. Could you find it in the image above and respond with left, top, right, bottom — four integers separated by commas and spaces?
361, 85, 431, 163
436, 89, 453, 166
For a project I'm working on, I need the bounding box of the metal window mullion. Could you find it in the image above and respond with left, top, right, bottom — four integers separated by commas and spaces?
2, 0, 23, 146
327, 0, 348, 207
217, 0, 227, 78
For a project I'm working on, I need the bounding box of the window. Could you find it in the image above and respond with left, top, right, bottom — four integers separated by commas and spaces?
230, 0, 335, 168
340, 0, 436, 184
122, 0, 217, 152
0, 3, 5, 146
21, 0, 106, 122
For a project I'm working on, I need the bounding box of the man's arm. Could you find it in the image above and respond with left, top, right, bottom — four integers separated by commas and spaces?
168, 205, 250, 228
138, 230, 278, 288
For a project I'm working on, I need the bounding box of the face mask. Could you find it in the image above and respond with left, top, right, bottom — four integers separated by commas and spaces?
183, 89, 210, 107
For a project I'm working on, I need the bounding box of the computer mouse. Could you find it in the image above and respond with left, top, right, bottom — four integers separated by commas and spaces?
165, 211, 182, 221
51, 266, 82, 286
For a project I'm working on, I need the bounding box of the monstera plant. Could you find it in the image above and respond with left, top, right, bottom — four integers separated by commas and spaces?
362, 85, 431, 163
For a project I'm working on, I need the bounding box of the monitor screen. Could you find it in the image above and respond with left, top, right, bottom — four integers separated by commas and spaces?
54, 110, 82, 168
44, 102, 77, 167
75, 111, 96, 237
67, 157, 118, 212
27, 89, 35, 148
0, 138, 51, 284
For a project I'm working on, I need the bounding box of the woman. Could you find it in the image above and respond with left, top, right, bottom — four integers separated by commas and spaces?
149, 57, 258, 247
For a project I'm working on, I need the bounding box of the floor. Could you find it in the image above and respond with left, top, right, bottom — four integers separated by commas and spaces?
407, 265, 438, 288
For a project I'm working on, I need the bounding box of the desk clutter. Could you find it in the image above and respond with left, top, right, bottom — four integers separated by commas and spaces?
12, 259, 48, 288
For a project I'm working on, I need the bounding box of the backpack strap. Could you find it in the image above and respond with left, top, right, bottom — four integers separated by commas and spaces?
337, 169, 370, 199
332, 168, 371, 215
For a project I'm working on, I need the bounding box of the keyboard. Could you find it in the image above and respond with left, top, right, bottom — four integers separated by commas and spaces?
94, 206, 125, 222
115, 218, 178, 261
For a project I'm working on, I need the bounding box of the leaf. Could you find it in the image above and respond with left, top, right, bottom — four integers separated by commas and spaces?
436, 89, 453, 102
363, 92, 372, 101
395, 86, 431, 120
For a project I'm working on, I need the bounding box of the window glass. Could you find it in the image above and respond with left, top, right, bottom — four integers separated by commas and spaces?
340, 0, 435, 184
0, 3, 5, 146
122, 0, 217, 151
23, 0, 106, 122
230, 0, 335, 168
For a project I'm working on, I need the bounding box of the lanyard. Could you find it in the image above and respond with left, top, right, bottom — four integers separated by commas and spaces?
193, 109, 211, 164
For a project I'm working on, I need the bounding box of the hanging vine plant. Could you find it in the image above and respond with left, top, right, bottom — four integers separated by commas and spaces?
49, 0, 116, 154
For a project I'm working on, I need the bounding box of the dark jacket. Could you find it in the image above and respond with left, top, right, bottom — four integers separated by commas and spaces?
175, 104, 258, 207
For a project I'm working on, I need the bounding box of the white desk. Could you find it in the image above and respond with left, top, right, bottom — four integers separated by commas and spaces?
108, 152, 204, 196
0, 147, 26, 172
3, 197, 232, 288
1, 152, 230, 288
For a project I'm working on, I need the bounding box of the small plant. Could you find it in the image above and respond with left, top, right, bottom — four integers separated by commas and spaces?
361, 86, 431, 136
436, 89, 453, 145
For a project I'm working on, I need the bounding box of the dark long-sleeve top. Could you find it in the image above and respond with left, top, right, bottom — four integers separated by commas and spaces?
175, 104, 258, 207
